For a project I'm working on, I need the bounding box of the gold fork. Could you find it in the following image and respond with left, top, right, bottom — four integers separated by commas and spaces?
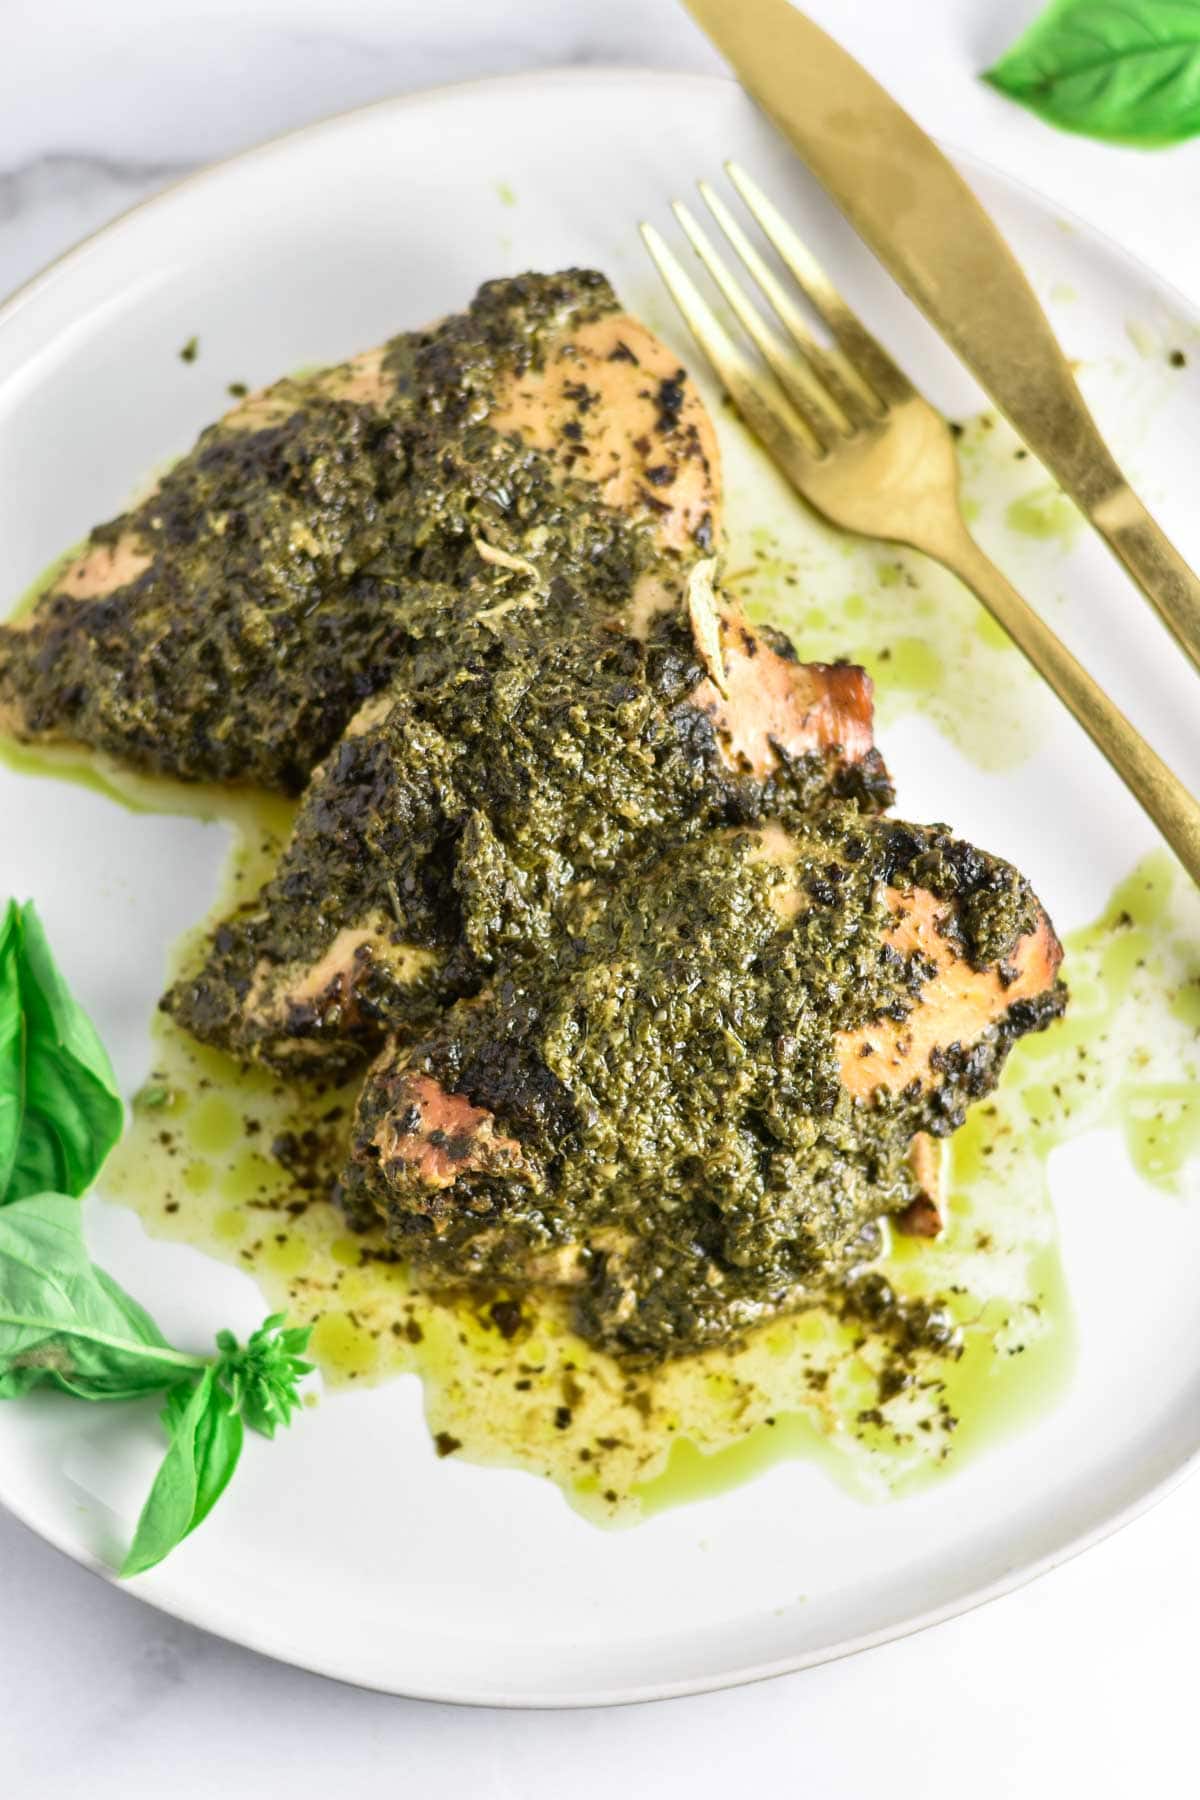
642, 164, 1200, 886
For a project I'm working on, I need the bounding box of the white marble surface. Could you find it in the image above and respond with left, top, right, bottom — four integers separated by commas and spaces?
4, 1, 1200, 1792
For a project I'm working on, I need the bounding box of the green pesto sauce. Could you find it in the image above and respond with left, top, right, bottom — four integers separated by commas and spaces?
162, 603, 865, 1080
0, 549, 302, 821
345, 812, 1048, 1361
1, 272, 665, 794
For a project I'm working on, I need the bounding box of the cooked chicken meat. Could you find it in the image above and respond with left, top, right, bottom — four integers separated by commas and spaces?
165, 574, 892, 1074
340, 817, 1064, 1357
0, 271, 718, 790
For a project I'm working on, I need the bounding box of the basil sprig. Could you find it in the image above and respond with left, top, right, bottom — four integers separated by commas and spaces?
122, 1314, 313, 1577
0, 899, 123, 1206
124, 1368, 243, 1577
0, 902, 313, 1575
0, 1193, 313, 1574
985, 1, 1200, 147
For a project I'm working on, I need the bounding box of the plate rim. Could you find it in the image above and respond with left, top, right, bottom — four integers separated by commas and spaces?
2, 63, 1199, 1709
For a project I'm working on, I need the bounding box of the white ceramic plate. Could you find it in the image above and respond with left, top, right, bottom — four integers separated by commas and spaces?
3, 70, 1200, 1707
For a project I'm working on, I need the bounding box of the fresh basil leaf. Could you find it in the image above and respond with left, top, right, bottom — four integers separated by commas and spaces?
0, 1193, 202, 1400
176, 1383, 244, 1535
119, 1313, 313, 1575
985, 1, 1200, 146
121, 1367, 245, 1577
0, 900, 124, 1206
159, 1377, 244, 1533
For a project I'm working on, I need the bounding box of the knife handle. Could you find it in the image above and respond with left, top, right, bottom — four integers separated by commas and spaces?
940, 525, 1200, 885
1085, 481, 1200, 675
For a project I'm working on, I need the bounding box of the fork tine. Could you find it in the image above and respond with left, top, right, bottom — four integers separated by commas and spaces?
671, 201, 835, 449
726, 161, 913, 409
639, 222, 824, 463
695, 180, 874, 432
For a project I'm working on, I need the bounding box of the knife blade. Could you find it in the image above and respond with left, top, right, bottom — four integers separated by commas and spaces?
684, 0, 1200, 673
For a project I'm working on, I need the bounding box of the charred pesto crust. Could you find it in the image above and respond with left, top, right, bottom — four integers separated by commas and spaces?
165, 602, 891, 1073
0, 270, 707, 790
344, 817, 1064, 1359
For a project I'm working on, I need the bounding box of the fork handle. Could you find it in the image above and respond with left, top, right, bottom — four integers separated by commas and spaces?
932, 526, 1200, 885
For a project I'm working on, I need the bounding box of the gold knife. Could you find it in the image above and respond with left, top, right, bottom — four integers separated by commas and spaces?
684, 0, 1200, 673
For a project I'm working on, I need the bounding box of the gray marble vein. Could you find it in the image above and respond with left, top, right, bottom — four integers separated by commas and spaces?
0, 152, 190, 297
0, 150, 187, 220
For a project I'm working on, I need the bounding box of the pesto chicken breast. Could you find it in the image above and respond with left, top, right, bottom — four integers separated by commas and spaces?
0, 271, 719, 790
164, 571, 891, 1074
340, 817, 1064, 1359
